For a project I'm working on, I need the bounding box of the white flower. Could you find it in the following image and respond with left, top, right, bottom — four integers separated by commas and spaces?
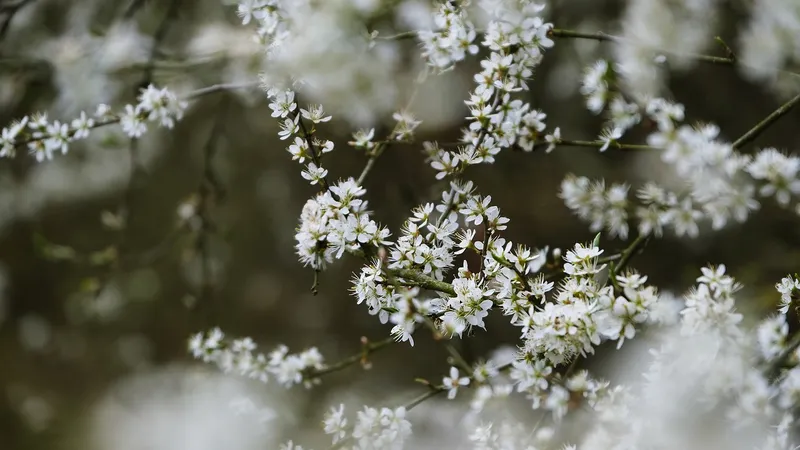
544, 127, 561, 153
323, 404, 348, 444
301, 163, 328, 185
443, 366, 470, 399
598, 127, 623, 152
278, 116, 300, 140
349, 128, 375, 150
120, 105, 146, 138
301, 105, 332, 124
70, 112, 94, 140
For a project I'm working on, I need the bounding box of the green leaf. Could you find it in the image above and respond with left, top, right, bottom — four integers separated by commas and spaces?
592, 232, 602, 248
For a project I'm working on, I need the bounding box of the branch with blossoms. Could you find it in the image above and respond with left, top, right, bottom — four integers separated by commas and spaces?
9, 0, 800, 449
221, 1, 800, 447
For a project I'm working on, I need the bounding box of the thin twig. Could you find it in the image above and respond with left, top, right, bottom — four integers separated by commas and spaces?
537, 139, 660, 152
306, 336, 396, 379
138, 0, 182, 90
293, 105, 330, 190
183, 81, 260, 100
549, 28, 736, 66
548, 27, 800, 78
403, 361, 513, 411
0, 0, 34, 43
194, 99, 229, 304
731, 92, 800, 150
613, 234, 649, 275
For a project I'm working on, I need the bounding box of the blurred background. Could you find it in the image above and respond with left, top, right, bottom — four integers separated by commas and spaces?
1, 0, 799, 448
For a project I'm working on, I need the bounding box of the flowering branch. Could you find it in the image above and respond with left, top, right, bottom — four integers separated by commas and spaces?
1, 82, 256, 159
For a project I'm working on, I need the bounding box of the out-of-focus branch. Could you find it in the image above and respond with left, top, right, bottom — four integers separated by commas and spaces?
193, 99, 229, 304
0, 0, 35, 43
548, 28, 800, 78
534, 139, 659, 152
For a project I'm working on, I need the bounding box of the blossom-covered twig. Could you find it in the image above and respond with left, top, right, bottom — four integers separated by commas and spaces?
0, 82, 257, 160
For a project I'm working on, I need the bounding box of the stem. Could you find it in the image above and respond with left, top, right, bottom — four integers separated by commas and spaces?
375, 30, 418, 41
549, 28, 736, 66
306, 336, 396, 379
391, 268, 456, 296
403, 388, 443, 410
732, 92, 800, 149
356, 145, 385, 186
421, 316, 472, 373
183, 81, 260, 100
544, 139, 659, 151
403, 361, 513, 411
293, 107, 330, 190
613, 234, 649, 275
549, 27, 800, 78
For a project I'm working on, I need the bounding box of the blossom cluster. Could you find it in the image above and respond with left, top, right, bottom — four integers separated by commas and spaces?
577, 265, 798, 450
265, 86, 335, 186
188, 327, 325, 388
321, 404, 412, 450
424, 1, 558, 181
0, 84, 186, 162
563, 61, 800, 239
417, 2, 478, 70
232, 0, 402, 124
295, 178, 390, 270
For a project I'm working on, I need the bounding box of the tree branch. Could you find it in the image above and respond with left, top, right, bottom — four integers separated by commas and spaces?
731, 92, 800, 150
306, 336, 396, 379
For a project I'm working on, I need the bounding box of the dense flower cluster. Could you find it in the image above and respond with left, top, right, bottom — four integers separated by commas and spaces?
295, 178, 390, 270
418, 2, 478, 70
